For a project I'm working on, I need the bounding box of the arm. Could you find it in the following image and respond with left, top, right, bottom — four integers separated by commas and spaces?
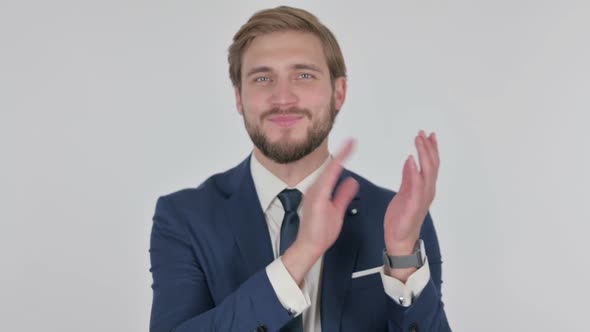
149, 196, 292, 332
384, 213, 451, 332
382, 131, 451, 330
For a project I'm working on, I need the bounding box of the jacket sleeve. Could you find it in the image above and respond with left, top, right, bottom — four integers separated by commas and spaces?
386, 212, 452, 332
149, 196, 292, 332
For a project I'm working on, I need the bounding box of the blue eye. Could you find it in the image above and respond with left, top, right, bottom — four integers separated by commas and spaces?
299, 73, 313, 79
254, 77, 270, 82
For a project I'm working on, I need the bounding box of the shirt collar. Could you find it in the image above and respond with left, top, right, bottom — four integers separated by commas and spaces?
250, 151, 332, 212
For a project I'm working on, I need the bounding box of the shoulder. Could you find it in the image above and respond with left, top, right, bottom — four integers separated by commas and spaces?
154, 157, 248, 215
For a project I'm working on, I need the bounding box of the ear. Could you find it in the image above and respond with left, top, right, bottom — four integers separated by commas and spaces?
333, 76, 347, 112
234, 86, 243, 115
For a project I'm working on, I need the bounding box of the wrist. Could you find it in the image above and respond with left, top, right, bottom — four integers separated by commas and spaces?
282, 241, 322, 286
383, 239, 423, 283
384, 265, 417, 283
385, 238, 417, 256
293, 239, 324, 261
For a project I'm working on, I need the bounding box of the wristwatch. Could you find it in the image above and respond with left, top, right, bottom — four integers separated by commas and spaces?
383, 239, 425, 269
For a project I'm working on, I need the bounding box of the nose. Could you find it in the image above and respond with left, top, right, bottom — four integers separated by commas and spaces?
269, 78, 299, 108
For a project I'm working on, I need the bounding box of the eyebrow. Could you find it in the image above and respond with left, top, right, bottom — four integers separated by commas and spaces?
245, 66, 272, 78
293, 63, 323, 73
245, 63, 324, 78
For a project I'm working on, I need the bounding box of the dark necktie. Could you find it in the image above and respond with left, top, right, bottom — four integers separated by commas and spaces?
277, 188, 304, 332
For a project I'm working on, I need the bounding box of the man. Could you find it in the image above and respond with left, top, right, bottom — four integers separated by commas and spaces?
149, 6, 451, 332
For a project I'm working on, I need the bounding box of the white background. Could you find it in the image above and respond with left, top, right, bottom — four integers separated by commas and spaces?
2, 0, 589, 331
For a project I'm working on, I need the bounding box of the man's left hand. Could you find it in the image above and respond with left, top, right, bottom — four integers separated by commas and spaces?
384, 130, 440, 262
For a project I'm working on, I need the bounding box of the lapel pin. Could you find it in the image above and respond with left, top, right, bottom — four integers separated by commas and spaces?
349, 208, 358, 215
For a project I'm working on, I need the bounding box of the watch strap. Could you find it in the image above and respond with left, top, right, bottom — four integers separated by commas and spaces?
383, 240, 424, 269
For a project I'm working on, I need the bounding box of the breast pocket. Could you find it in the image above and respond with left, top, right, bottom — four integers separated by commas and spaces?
350, 267, 383, 292
343, 271, 388, 331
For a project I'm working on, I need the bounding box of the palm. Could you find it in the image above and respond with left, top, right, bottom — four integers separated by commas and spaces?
385, 188, 425, 243
383, 131, 440, 252
296, 139, 359, 254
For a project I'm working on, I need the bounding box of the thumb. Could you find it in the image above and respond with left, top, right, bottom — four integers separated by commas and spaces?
399, 155, 417, 193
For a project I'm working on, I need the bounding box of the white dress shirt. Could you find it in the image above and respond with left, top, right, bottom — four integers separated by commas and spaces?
249, 152, 430, 332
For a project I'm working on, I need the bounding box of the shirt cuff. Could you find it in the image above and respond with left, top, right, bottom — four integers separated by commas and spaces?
380, 254, 431, 307
266, 257, 311, 316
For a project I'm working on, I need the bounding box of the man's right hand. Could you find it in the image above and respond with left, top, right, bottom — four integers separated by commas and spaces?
282, 138, 359, 286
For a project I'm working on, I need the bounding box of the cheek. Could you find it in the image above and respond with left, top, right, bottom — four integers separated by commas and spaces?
306, 91, 334, 113
241, 89, 268, 111
240, 102, 264, 120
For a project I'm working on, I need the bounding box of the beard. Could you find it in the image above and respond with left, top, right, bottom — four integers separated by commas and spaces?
242, 97, 337, 164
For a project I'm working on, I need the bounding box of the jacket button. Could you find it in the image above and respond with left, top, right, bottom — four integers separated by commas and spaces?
256, 325, 267, 332
409, 323, 418, 332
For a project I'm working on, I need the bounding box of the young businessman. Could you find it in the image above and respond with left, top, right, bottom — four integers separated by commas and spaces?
149, 6, 451, 332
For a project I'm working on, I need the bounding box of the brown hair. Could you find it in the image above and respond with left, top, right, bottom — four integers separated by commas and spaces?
228, 6, 346, 90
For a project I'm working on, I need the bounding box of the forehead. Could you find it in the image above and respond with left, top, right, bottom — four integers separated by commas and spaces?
241, 30, 328, 72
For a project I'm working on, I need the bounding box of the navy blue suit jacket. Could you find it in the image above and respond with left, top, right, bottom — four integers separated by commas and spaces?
149, 155, 451, 331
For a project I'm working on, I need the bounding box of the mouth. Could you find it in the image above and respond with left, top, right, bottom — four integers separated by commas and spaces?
268, 114, 304, 128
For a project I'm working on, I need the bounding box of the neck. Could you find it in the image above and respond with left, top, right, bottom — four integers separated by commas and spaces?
253, 139, 330, 188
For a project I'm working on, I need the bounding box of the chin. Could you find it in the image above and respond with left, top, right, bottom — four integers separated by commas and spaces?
267, 136, 306, 148
265, 126, 305, 138
271, 129, 308, 141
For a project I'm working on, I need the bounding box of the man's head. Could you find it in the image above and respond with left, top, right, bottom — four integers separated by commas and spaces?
228, 6, 347, 164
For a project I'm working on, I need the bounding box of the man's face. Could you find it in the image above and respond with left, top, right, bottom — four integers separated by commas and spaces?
235, 30, 346, 164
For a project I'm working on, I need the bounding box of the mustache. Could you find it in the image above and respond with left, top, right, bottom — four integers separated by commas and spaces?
261, 107, 312, 121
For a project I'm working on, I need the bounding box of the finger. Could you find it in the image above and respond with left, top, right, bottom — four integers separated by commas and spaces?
333, 177, 359, 217
427, 132, 440, 171
416, 132, 438, 197
418, 132, 439, 196
421, 132, 439, 183
319, 138, 355, 195
415, 131, 434, 179
419, 131, 436, 168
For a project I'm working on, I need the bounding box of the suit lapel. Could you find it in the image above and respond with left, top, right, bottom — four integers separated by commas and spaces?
321, 169, 362, 332
222, 155, 275, 277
